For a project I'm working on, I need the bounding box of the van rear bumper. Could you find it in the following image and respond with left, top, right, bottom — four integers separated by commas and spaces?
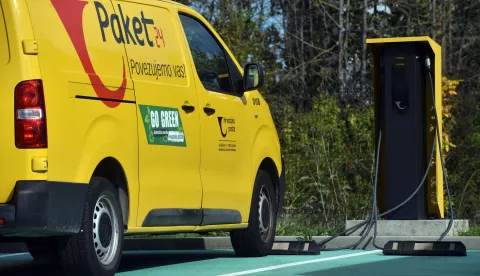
0, 181, 88, 237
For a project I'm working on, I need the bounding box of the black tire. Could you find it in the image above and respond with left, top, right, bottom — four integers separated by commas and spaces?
54, 177, 124, 276
230, 169, 277, 257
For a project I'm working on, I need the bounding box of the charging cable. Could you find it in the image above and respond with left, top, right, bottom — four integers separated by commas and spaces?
425, 57, 454, 242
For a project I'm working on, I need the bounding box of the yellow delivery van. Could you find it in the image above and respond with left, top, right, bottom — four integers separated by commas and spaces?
0, 0, 285, 275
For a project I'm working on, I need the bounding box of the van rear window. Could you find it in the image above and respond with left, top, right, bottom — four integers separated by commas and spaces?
0, 3, 9, 65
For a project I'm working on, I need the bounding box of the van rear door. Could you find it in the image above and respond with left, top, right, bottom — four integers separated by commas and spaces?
0, 0, 45, 204
0, 1, 11, 204
0, 3, 9, 66
24, 0, 139, 187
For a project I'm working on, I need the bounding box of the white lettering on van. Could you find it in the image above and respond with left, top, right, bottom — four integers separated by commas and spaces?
160, 111, 179, 128
174, 111, 179, 128
161, 111, 167, 128
150, 110, 160, 128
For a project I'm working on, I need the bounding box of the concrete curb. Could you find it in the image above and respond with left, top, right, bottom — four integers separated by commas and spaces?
283, 236, 480, 250
2, 236, 480, 254
123, 236, 480, 251
345, 220, 470, 236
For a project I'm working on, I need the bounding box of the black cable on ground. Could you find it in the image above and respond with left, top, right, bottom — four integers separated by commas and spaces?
319, 121, 436, 251
371, 130, 437, 249
317, 128, 381, 251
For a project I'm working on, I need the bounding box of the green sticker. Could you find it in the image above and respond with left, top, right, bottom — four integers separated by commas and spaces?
139, 104, 187, 147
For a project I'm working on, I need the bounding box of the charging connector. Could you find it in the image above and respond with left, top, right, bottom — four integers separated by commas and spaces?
425, 56, 432, 72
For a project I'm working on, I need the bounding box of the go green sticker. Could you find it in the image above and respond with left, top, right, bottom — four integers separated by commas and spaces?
139, 104, 187, 147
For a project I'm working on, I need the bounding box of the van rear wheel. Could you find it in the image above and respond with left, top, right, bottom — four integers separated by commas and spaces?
230, 169, 277, 257
55, 177, 124, 276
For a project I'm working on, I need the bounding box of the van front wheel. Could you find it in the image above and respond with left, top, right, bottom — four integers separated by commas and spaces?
230, 169, 277, 257
55, 177, 124, 276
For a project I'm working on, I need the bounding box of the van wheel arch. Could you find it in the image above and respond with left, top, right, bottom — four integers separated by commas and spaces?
258, 157, 280, 218
92, 157, 129, 228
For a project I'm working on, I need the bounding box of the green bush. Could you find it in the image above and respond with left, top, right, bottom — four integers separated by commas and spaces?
278, 94, 375, 228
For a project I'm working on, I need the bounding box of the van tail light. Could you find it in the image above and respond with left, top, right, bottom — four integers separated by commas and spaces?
15, 80, 48, 148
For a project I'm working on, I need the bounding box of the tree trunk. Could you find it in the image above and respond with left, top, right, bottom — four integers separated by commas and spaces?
344, 0, 350, 99
447, 0, 452, 75
432, 0, 436, 40
338, 0, 345, 98
441, 0, 447, 74
299, 1, 307, 110
361, 0, 368, 98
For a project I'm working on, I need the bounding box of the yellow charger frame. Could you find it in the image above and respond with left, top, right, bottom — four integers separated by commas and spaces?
367, 36, 444, 219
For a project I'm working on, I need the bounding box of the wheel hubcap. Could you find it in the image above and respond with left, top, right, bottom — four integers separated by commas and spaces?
258, 185, 273, 242
93, 195, 119, 266
99, 214, 113, 248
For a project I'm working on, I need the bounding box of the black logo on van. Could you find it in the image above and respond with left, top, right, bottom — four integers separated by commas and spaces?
94, 2, 165, 48
217, 117, 237, 152
217, 117, 235, 138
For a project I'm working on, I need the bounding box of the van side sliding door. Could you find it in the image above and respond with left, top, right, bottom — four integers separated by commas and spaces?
112, 0, 203, 228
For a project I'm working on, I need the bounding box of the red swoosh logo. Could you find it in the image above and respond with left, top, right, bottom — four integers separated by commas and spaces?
51, 0, 127, 108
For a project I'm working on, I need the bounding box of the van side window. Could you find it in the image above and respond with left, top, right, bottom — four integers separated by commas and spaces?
179, 14, 234, 95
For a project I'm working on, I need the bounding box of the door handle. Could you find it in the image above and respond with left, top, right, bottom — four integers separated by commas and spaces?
203, 106, 216, 116
182, 104, 195, 113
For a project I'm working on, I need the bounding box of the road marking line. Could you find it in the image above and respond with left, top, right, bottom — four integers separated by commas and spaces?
217, 250, 382, 276
0, 253, 30, 259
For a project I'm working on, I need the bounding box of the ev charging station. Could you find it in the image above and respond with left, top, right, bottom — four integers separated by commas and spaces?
271, 36, 466, 257
367, 37, 444, 220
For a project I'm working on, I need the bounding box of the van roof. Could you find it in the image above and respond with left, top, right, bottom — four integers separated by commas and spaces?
157, 0, 190, 9
158, 0, 205, 21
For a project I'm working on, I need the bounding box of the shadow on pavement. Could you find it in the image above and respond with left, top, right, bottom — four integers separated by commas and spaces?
299, 251, 480, 276
0, 253, 63, 276
118, 250, 236, 273
0, 250, 237, 276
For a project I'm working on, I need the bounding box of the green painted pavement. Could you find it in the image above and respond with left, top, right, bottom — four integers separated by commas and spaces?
117, 250, 366, 276
116, 250, 480, 276
253, 251, 480, 276
0, 253, 32, 269
1, 250, 479, 275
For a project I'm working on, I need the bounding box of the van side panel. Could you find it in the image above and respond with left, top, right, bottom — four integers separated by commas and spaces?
0, 0, 46, 204
24, 0, 140, 226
